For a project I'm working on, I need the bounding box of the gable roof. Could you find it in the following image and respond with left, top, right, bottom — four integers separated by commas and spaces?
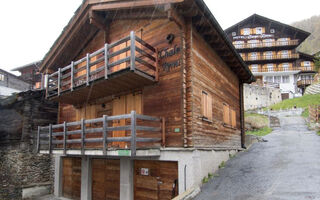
40, 0, 254, 83
11, 60, 42, 72
225, 14, 310, 42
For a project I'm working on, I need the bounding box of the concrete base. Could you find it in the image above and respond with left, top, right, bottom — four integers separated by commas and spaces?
120, 159, 133, 200
22, 184, 51, 199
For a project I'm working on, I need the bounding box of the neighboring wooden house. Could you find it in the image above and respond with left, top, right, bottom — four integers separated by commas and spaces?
37, 0, 254, 199
12, 61, 44, 90
225, 14, 316, 98
0, 68, 30, 97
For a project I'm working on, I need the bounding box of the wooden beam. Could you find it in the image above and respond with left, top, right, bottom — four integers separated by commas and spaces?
89, 10, 107, 31
91, 0, 184, 11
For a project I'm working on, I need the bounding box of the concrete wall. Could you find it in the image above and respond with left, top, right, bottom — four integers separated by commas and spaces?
244, 84, 282, 110
0, 90, 58, 200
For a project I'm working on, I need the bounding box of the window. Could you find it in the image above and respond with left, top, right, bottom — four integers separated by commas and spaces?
233, 40, 244, 49
263, 39, 274, 47
255, 27, 263, 34
223, 104, 236, 128
267, 64, 274, 72
270, 29, 275, 33
266, 76, 273, 83
281, 50, 289, 58
201, 91, 212, 121
0, 74, 4, 81
248, 40, 260, 48
282, 76, 289, 83
278, 38, 289, 45
265, 51, 273, 59
274, 76, 281, 83
232, 32, 237, 36
243, 28, 251, 35
282, 63, 289, 71
250, 64, 259, 72
250, 52, 259, 60
304, 61, 311, 70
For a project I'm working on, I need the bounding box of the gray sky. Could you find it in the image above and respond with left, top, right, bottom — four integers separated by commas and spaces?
1, 0, 319, 73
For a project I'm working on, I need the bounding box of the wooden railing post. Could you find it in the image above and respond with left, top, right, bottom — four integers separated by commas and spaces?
86, 53, 90, 86
81, 119, 85, 155
49, 124, 52, 154
104, 43, 109, 79
63, 121, 67, 155
71, 61, 74, 91
45, 74, 49, 98
155, 48, 159, 82
161, 117, 166, 147
102, 115, 108, 155
37, 126, 40, 153
57, 68, 61, 96
130, 31, 136, 71
130, 110, 137, 156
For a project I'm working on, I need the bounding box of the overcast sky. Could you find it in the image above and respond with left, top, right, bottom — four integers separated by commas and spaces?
0, 0, 319, 73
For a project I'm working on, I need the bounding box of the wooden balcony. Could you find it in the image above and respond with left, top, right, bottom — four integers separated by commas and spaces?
235, 40, 299, 52
243, 53, 299, 64
250, 66, 313, 73
297, 79, 313, 87
37, 111, 165, 157
46, 31, 158, 104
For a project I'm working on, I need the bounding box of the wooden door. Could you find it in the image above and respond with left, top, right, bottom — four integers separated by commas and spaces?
112, 93, 142, 148
134, 160, 178, 200
62, 157, 81, 200
92, 159, 120, 200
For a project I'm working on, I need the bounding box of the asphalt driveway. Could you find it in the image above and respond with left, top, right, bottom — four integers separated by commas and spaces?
195, 112, 320, 200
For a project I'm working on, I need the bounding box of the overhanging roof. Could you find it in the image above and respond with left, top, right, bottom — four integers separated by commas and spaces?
40, 0, 255, 83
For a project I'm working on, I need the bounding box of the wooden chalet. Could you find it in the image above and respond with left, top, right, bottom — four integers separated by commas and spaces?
225, 14, 316, 98
37, 0, 254, 199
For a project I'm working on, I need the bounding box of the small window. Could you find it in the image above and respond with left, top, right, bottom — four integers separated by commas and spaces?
0, 74, 4, 81
243, 28, 251, 35
265, 51, 273, 59
223, 103, 236, 128
232, 32, 237, 36
255, 27, 263, 34
250, 52, 259, 60
274, 76, 281, 83
233, 40, 244, 49
267, 64, 274, 72
266, 76, 273, 83
201, 91, 212, 121
282, 76, 289, 83
250, 64, 259, 72
281, 50, 289, 58
304, 61, 311, 66
248, 40, 260, 48
270, 29, 275, 33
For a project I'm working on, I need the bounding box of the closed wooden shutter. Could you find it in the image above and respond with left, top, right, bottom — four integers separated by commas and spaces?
201, 91, 212, 120
231, 109, 236, 127
223, 104, 230, 124
262, 27, 266, 34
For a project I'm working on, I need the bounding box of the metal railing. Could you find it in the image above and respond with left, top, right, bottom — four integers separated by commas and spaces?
37, 111, 165, 156
46, 31, 158, 98
234, 40, 299, 49
243, 53, 299, 61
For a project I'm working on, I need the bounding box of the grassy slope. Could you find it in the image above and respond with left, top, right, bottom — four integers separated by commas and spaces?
245, 113, 272, 136
269, 94, 320, 110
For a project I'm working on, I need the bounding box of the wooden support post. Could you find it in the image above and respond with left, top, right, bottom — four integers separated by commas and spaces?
45, 74, 49, 98
49, 124, 52, 154
37, 126, 40, 153
63, 121, 67, 155
155, 48, 159, 82
58, 68, 61, 96
71, 61, 74, 91
86, 53, 90, 86
161, 117, 166, 147
81, 119, 85, 155
130, 31, 136, 71
130, 110, 136, 156
104, 43, 109, 79
102, 115, 108, 155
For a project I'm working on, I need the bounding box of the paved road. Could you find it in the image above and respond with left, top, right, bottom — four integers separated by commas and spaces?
195, 113, 320, 200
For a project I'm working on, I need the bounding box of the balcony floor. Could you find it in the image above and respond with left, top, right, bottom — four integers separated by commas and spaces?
48, 68, 155, 104
39, 148, 160, 157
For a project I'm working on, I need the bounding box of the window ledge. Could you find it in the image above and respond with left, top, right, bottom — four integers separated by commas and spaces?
223, 123, 237, 130
201, 117, 213, 123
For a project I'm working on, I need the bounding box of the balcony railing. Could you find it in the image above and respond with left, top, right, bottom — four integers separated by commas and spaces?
234, 40, 299, 49
46, 31, 158, 103
243, 53, 299, 62
297, 79, 313, 87
250, 65, 315, 73
37, 111, 165, 157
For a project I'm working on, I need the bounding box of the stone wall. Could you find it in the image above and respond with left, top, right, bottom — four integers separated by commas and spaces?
244, 84, 282, 111
0, 90, 58, 200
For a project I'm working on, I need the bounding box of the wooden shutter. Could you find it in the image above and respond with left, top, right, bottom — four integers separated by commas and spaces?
201, 91, 212, 120
223, 104, 230, 124
231, 109, 236, 127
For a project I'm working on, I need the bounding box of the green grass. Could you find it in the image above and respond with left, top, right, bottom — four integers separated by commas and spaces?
317, 131, 320, 136
246, 127, 273, 136
245, 112, 269, 129
269, 94, 320, 110
302, 108, 309, 118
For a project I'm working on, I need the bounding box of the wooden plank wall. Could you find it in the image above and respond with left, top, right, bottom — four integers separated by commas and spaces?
191, 27, 241, 148
91, 159, 120, 200
58, 17, 184, 147
62, 157, 81, 200
134, 160, 178, 200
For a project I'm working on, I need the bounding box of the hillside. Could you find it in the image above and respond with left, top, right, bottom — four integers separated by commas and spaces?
291, 15, 320, 55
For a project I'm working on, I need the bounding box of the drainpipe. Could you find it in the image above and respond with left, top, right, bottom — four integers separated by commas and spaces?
239, 82, 246, 149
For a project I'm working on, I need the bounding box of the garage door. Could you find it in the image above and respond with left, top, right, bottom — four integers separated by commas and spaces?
92, 159, 120, 200
62, 157, 81, 200
134, 160, 178, 200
